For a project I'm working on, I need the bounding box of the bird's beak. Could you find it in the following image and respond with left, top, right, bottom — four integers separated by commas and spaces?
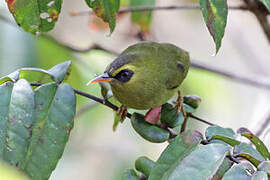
87, 73, 113, 85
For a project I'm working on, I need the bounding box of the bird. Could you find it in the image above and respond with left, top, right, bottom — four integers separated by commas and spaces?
87, 42, 190, 121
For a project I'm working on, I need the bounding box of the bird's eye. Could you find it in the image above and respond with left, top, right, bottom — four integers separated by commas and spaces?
114, 69, 134, 82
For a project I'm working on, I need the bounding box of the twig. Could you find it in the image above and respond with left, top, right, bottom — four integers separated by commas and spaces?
244, 0, 270, 43
71, 5, 249, 16
255, 109, 270, 137
30, 83, 214, 127
189, 113, 215, 126
191, 60, 270, 89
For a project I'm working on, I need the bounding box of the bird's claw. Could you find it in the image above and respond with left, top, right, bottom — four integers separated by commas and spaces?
174, 91, 187, 118
117, 105, 128, 123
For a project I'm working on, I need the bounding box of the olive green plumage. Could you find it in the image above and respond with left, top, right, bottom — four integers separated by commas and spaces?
104, 42, 190, 110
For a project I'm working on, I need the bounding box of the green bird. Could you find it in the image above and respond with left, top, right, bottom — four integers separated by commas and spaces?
88, 42, 190, 117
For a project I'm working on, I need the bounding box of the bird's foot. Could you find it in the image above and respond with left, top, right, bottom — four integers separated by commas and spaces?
117, 105, 128, 123
174, 91, 187, 117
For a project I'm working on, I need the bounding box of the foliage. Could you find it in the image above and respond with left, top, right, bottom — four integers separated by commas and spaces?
0, 62, 76, 179
2, 0, 270, 179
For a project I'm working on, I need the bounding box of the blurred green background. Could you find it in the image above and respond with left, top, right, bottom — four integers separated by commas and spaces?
1, 0, 270, 179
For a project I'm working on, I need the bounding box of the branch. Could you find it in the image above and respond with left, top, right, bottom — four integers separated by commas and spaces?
255, 109, 270, 137
244, 0, 270, 43
191, 60, 270, 89
30, 82, 214, 127
70, 4, 249, 16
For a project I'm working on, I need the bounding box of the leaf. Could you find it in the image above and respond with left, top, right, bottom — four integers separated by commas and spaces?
251, 171, 268, 180
0, 77, 14, 85
122, 169, 140, 180
135, 156, 155, 177
47, 61, 72, 84
160, 103, 184, 128
148, 135, 201, 180
212, 158, 233, 180
238, 128, 270, 160
0, 81, 14, 159
85, 0, 120, 33
0, 79, 76, 179
222, 164, 252, 180
258, 161, 270, 173
17, 68, 55, 84
206, 126, 236, 139
22, 83, 76, 179
206, 126, 240, 146
131, 113, 170, 143
258, 0, 270, 12
183, 95, 201, 109
4, 79, 35, 166
200, 0, 228, 54
161, 144, 229, 180
130, 0, 155, 32
6, 0, 63, 34
234, 143, 264, 167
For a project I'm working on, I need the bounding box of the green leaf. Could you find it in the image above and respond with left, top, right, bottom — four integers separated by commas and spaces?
212, 158, 233, 179
148, 135, 200, 180
200, 0, 228, 54
6, 0, 63, 34
206, 126, 236, 139
131, 113, 170, 143
183, 95, 201, 109
161, 144, 229, 180
160, 103, 184, 128
0, 79, 75, 179
22, 83, 76, 179
17, 68, 55, 84
122, 169, 140, 180
4, 79, 35, 166
130, 0, 155, 32
258, 0, 270, 12
85, 0, 120, 33
222, 164, 252, 180
206, 126, 240, 146
0, 81, 14, 159
0, 77, 14, 85
47, 61, 72, 84
251, 171, 268, 180
238, 128, 270, 160
234, 143, 264, 167
258, 161, 270, 173
135, 156, 155, 178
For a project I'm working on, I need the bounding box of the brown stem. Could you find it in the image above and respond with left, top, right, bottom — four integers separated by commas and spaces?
71, 5, 249, 16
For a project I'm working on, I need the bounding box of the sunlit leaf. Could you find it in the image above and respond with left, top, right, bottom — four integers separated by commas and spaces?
200, 0, 228, 54
5, 0, 63, 34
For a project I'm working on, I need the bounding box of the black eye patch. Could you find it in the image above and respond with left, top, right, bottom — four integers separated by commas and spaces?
114, 69, 134, 83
